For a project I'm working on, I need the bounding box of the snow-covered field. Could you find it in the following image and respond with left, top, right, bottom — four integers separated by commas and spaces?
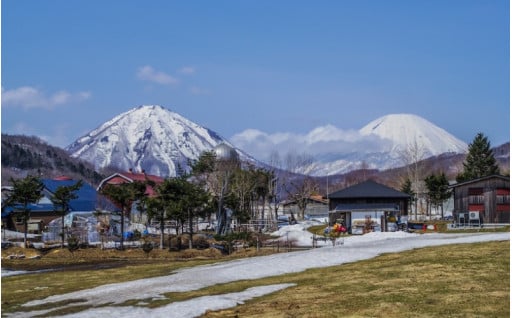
3, 225, 509, 318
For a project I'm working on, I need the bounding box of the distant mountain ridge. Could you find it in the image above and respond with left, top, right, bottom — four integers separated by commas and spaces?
63, 105, 506, 178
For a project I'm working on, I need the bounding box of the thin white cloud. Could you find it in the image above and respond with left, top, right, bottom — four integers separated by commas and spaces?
136, 65, 179, 85
1, 86, 91, 110
230, 125, 390, 162
178, 66, 196, 75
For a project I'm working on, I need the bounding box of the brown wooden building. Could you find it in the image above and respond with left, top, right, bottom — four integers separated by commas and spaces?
450, 175, 510, 224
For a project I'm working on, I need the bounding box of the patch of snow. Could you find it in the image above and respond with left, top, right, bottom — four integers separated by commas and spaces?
56, 284, 296, 318
1, 269, 30, 277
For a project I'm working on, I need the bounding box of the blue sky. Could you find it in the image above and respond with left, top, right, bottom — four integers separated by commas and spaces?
1, 0, 510, 159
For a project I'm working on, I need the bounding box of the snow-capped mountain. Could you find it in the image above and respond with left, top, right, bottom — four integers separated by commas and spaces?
67, 105, 244, 176
302, 114, 468, 176
359, 114, 467, 155
68, 107, 470, 178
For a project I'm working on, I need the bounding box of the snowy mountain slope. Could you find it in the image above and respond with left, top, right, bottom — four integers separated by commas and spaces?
359, 114, 467, 156
67, 105, 244, 177
302, 114, 468, 176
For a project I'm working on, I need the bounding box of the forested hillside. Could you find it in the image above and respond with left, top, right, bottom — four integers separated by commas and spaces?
1, 134, 110, 186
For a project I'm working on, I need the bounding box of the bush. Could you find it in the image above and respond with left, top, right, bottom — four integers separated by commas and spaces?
192, 235, 210, 249
141, 236, 153, 256
67, 235, 80, 254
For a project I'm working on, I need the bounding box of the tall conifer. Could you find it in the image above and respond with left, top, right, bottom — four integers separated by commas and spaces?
457, 133, 500, 182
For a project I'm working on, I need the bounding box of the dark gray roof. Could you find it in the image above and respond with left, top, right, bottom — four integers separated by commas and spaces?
332, 203, 399, 212
328, 180, 410, 199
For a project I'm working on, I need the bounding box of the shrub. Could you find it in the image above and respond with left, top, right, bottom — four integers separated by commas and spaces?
67, 235, 80, 255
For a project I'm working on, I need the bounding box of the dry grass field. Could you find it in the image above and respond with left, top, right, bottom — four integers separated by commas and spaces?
1, 238, 509, 317
201, 240, 509, 318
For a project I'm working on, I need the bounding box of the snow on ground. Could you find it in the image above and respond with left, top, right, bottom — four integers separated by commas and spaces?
1, 269, 31, 277
3, 224, 509, 318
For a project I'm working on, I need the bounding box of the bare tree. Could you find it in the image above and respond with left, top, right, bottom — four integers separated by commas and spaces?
266, 150, 283, 223
282, 152, 319, 220
398, 138, 427, 220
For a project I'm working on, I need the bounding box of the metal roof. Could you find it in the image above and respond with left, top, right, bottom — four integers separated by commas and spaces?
2, 178, 121, 218
2, 203, 55, 217
328, 180, 410, 199
213, 143, 239, 161
42, 179, 98, 211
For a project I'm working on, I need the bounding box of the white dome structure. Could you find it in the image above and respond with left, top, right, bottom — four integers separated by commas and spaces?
213, 143, 239, 162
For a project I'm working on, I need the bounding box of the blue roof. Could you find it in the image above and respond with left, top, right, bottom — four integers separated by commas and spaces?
42, 179, 98, 211
2, 179, 121, 217
2, 203, 55, 217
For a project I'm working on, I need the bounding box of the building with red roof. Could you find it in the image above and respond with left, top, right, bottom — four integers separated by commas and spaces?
96, 169, 164, 197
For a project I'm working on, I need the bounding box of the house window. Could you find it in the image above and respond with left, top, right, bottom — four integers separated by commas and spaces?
468, 188, 484, 204
496, 188, 510, 205
496, 195, 510, 205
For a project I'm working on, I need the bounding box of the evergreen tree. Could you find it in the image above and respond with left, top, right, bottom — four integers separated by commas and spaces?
457, 133, 500, 182
157, 176, 211, 249
424, 173, 451, 218
4, 176, 44, 247
50, 180, 83, 248
145, 196, 166, 249
100, 181, 146, 250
